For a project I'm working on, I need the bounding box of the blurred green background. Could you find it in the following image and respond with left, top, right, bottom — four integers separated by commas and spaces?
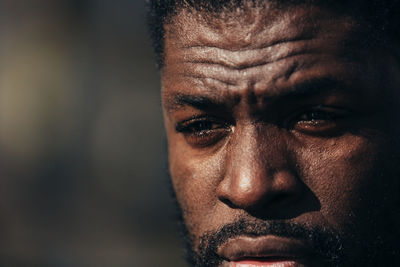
0, 0, 186, 266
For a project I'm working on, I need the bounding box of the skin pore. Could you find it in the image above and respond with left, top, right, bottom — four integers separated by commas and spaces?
162, 3, 400, 267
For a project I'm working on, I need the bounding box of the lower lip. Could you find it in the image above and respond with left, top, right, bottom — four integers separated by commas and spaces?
231, 260, 298, 267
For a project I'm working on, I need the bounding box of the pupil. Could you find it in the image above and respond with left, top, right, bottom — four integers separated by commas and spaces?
311, 111, 319, 119
196, 121, 211, 131
309, 111, 326, 121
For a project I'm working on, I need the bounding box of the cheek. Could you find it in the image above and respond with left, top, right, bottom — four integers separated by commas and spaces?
168, 134, 228, 237
294, 133, 399, 231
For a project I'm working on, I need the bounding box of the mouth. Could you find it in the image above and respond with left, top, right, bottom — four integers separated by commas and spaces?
231, 260, 300, 267
218, 235, 314, 267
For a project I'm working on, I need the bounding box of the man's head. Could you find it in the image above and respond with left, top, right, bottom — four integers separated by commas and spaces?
149, 0, 400, 266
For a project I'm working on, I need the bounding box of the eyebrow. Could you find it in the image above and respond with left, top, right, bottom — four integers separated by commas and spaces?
279, 77, 347, 99
163, 77, 355, 112
164, 93, 229, 112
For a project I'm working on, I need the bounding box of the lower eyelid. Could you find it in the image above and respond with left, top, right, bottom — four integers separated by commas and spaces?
184, 128, 231, 147
178, 120, 229, 132
192, 127, 230, 135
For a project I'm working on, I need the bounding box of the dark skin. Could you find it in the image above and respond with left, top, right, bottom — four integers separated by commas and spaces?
162, 3, 400, 267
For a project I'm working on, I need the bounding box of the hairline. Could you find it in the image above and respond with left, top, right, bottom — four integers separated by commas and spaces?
148, 0, 400, 70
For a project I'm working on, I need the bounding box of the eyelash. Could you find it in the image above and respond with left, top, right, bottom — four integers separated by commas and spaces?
287, 106, 351, 133
175, 116, 231, 147
176, 116, 230, 133
175, 107, 351, 147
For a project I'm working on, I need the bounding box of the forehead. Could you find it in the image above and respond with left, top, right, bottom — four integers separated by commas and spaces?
164, 4, 356, 53
162, 4, 370, 95
160, 3, 400, 112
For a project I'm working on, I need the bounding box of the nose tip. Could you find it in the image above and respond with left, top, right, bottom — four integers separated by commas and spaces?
217, 167, 301, 211
217, 125, 304, 214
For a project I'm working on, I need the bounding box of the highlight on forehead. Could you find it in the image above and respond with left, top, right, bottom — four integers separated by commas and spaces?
148, 0, 400, 68
164, 3, 284, 51
163, 1, 364, 62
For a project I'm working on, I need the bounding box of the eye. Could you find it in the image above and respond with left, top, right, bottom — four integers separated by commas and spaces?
289, 106, 351, 135
175, 116, 231, 147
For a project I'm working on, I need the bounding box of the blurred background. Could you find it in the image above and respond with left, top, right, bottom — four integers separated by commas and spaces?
0, 0, 186, 266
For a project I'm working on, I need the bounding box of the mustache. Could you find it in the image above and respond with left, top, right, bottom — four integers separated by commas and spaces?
166, 170, 344, 266
195, 219, 344, 267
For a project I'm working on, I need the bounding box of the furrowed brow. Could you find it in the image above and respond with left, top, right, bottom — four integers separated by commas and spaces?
163, 93, 230, 112
163, 78, 358, 113
280, 77, 347, 99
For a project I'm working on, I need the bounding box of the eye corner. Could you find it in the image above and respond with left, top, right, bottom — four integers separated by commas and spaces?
174, 115, 232, 148
286, 106, 353, 136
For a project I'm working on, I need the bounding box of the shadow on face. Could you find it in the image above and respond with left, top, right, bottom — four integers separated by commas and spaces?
161, 2, 400, 266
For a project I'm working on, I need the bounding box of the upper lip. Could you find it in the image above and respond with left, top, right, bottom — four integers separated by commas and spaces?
217, 235, 314, 262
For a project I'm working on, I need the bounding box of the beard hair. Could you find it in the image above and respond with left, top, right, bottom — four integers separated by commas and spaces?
165, 174, 345, 267
165, 168, 198, 267
194, 219, 344, 267
165, 169, 400, 267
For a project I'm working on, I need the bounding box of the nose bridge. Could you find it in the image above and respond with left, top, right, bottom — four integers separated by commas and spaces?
217, 124, 289, 209
230, 125, 272, 184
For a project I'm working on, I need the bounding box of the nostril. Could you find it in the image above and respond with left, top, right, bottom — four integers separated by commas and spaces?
266, 192, 297, 207
219, 196, 237, 209
216, 169, 305, 212
218, 189, 294, 211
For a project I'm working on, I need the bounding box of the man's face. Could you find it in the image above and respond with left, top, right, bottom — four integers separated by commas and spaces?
161, 4, 400, 267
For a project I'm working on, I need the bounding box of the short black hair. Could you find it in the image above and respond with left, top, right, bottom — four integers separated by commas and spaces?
147, 0, 400, 69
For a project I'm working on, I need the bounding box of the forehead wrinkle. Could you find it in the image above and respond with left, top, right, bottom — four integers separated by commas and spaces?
183, 74, 238, 87
167, 4, 274, 50
162, 88, 242, 113
165, 4, 352, 52
164, 55, 363, 114
172, 52, 328, 90
179, 39, 318, 71
165, 13, 356, 74
162, 4, 365, 114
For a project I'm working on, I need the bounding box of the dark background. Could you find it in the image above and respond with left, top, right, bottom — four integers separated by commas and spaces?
0, 1, 186, 266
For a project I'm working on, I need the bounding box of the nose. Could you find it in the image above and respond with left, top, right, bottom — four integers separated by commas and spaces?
216, 125, 302, 213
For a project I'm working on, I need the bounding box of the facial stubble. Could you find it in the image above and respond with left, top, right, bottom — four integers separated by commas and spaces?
166, 171, 347, 267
